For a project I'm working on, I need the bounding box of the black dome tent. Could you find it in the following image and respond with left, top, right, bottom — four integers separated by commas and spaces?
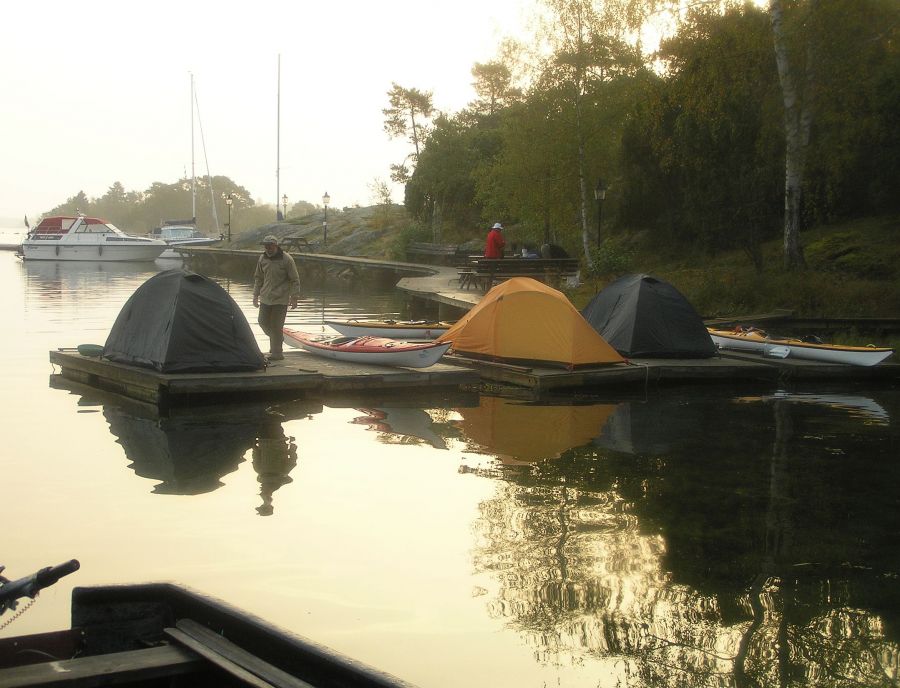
103, 269, 265, 373
581, 274, 716, 358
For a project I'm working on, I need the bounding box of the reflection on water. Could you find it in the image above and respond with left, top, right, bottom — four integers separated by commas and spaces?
252, 417, 298, 516
456, 396, 617, 463
105, 407, 254, 494
467, 388, 900, 685
101, 399, 317, 515
22, 260, 162, 305
352, 407, 449, 450
7, 257, 900, 687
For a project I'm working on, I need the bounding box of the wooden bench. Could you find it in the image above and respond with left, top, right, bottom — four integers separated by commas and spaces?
457, 257, 580, 290
406, 242, 467, 265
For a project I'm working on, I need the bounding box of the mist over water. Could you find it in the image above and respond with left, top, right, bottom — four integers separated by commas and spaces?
1, 252, 898, 687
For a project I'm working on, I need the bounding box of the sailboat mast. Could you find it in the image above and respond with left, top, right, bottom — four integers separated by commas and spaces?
276, 54, 281, 221
190, 72, 196, 221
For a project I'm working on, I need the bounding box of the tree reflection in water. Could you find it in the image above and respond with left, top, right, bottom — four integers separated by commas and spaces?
466, 389, 900, 686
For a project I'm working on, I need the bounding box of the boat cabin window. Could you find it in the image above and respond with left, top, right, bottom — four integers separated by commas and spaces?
76, 222, 115, 233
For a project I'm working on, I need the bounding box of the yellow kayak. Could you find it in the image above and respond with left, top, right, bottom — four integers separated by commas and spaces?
707, 327, 893, 366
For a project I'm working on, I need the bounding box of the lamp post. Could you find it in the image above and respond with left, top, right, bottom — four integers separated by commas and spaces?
282, 194, 288, 220
594, 178, 608, 245
322, 191, 330, 248
224, 193, 234, 242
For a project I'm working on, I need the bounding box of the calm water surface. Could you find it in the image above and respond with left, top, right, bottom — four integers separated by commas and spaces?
1, 251, 898, 687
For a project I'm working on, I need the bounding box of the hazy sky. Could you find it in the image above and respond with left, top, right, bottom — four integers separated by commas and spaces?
2, 1, 531, 225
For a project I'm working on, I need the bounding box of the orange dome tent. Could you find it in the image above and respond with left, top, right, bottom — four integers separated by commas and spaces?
437, 277, 624, 367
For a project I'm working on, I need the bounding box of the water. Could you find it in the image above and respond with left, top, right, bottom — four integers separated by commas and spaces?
1, 251, 898, 687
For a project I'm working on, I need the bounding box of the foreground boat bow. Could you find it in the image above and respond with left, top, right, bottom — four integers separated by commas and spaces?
0, 582, 412, 687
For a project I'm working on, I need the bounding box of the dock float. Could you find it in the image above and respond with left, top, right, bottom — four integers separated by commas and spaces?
49, 349, 479, 410
442, 352, 899, 393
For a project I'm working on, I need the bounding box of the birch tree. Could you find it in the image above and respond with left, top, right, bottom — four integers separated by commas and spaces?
769, 0, 816, 270
537, 0, 642, 266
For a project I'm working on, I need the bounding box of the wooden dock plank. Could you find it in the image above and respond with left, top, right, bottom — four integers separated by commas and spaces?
49, 349, 479, 408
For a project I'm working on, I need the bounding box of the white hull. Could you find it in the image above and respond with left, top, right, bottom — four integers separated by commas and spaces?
709, 332, 767, 353
22, 242, 167, 262
326, 320, 450, 339
764, 343, 893, 367
284, 330, 450, 368
711, 332, 892, 367
158, 238, 220, 259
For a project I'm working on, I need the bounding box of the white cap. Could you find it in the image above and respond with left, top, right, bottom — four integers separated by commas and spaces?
492, 222, 503, 229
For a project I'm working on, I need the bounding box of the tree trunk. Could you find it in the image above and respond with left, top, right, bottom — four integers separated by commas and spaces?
770, 0, 813, 271
574, 89, 594, 268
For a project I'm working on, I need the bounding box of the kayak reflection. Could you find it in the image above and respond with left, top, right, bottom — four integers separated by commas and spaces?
351, 406, 448, 450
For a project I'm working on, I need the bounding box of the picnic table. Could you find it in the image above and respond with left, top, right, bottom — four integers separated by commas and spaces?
281, 236, 315, 252
456, 256, 580, 291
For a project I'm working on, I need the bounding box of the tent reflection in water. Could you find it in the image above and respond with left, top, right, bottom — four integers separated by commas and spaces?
580, 273, 716, 358
104, 407, 260, 495
103, 269, 265, 373
457, 395, 617, 462
437, 277, 623, 368
105, 405, 299, 515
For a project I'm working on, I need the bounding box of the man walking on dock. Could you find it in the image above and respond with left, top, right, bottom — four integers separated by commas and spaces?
253, 235, 300, 361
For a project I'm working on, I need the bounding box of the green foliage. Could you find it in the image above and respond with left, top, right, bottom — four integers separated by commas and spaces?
805, 231, 897, 279
387, 222, 432, 261
570, 215, 900, 323
405, 114, 488, 238
585, 237, 633, 278
44, 176, 268, 237
620, 5, 782, 256
383, 82, 434, 161
398, 0, 898, 273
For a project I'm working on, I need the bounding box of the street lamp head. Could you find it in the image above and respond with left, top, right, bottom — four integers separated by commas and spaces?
282, 194, 288, 206
594, 178, 608, 201
322, 192, 330, 207
225, 194, 233, 207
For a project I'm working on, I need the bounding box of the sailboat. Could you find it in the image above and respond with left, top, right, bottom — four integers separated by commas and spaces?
152, 74, 221, 258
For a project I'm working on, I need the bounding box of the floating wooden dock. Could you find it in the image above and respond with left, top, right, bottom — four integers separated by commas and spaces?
49, 349, 479, 410
442, 351, 899, 394
50, 346, 898, 409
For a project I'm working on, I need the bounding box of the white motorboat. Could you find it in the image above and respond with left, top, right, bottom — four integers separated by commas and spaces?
150, 222, 220, 258
21, 215, 167, 262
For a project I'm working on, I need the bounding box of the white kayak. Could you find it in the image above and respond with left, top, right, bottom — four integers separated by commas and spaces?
708, 327, 893, 367
283, 328, 451, 368
325, 318, 453, 339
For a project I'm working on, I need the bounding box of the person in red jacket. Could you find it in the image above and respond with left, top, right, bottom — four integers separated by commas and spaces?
483, 222, 505, 258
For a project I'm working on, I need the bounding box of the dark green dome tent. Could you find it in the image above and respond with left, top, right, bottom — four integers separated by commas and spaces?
103, 269, 265, 373
580, 274, 716, 358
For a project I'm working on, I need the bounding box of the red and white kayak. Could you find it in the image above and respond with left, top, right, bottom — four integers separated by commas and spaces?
283, 328, 451, 368
325, 318, 453, 339
708, 327, 893, 367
